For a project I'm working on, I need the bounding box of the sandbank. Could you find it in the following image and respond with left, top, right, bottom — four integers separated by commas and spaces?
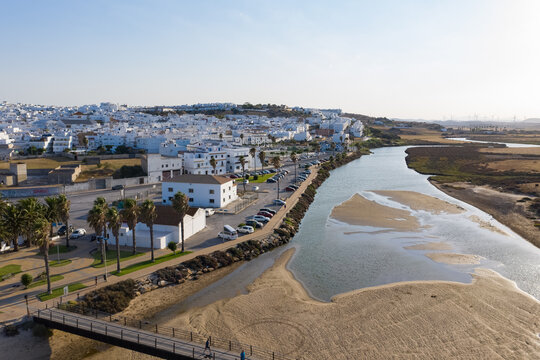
425, 252, 484, 265
165, 249, 540, 360
404, 241, 453, 251
373, 190, 465, 214
330, 193, 420, 231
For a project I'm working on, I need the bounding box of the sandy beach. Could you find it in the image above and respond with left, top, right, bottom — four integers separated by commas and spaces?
330, 193, 421, 231
163, 249, 540, 359
373, 190, 465, 214
404, 241, 453, 251
425, 252, 484, 265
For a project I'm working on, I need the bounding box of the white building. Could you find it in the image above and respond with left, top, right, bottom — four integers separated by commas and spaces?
53, 133, 73, 153
119, 205, 206, 249
162, 174, 237, 208
183, 145, 227, 175
142, 153, 183, 183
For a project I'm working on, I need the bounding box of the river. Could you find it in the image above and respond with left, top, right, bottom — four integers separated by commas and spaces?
169, 146, 540, 315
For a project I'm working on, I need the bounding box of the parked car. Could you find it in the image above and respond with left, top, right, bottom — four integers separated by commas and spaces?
112, 184, 124, 190
250, 215, 270, 223
57, 225, 73, 236
266, 178, 276, 183
252, 185, 260, 191
218, 225, 238, 240
257, 211, 273, 218
242, 179, 249, 184
259, 208, 276, 215
274, 199, 286, 206
205, 208, 215, 217
285, 186, 296, 192
237, 225, 254, 234
70, 228, 86, 239
246, 220, 263, 228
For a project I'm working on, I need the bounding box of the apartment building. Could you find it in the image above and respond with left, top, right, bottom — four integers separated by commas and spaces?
162, 174, 237, 208
142, 153, 183, 182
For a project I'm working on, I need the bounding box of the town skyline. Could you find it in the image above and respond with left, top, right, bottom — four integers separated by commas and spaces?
2, 1, 540, 119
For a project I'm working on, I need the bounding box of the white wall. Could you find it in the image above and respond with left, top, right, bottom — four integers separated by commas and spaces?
162, 180, 237, 208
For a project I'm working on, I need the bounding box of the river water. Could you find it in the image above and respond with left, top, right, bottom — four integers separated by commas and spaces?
170, 146, 540, 314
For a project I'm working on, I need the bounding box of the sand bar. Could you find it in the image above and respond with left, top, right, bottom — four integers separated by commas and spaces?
163, 249, 540, 360
404, 241, 453, 251
374, 190, 465, 214
425, 252, 484, 265
331, 193, 420, 231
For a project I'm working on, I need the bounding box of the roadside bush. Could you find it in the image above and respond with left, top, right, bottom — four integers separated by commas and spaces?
32, 323, 52, 338
211, 251, 233, 267
197, 254, 218, 269
3, 324, 19, 337
253, 174, 259, 180
21, 273, 33, 288
155, 266, 182, 283
82, 279, 136, 314
227, 247, 243, 259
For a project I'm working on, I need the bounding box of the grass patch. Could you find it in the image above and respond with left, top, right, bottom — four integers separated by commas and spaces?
91, 249, 144, 268
0, 264, 22, 281
76, 159, 141, 182
0, 157, 79, 170
50, 259, 72, 267
113, 251, 192, 276
235, 173, 274, 183
28, 274, 64, 289
38, 282, 87, 301
48, 245, 77, 255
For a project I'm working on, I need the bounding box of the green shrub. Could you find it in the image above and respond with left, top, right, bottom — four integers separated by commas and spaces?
21, 273, 33, 288
253, 174, 259, 180
167, 241, 177, 254
82, 279, 136, 314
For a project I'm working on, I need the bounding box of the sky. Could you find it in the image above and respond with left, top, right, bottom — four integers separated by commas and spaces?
1, 0, 540, 120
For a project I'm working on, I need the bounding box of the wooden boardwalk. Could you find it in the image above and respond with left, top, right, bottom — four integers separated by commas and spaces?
33, 308, 289, 360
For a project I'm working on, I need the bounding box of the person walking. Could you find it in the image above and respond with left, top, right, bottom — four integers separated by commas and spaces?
204, 337, 211, 358
240, 349, 246, 360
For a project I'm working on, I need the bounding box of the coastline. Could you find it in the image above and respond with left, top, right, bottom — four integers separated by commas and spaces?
431, 180, 540, 248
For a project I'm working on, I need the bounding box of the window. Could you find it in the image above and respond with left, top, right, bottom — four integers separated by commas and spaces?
168, 187, 173, 192
223, 198, 225, 202
188, 188, 194, 193
210, 199, 215, 204
223, 189, 225, 193
163, 199, 166, 203
168, 197, 172, 201
209, 189, 214, 194
229, 195, 231, 199
228, 186, 231, 190
189, 198, 194, 202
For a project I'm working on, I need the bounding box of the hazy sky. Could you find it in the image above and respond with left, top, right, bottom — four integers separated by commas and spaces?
1, 0, 539, 119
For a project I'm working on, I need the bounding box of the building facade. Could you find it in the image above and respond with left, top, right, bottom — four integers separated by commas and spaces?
162, 174, 237, 208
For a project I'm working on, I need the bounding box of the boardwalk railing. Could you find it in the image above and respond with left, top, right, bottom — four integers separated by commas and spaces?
35, 303, 292, 360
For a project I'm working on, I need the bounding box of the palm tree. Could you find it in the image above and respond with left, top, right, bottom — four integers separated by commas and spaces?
93, 197, 109, 240
258, 150, 266, 171
239, 133, 244, 144
121, 198, 139, 254
271, 156, 281, 199
239, 155, 247, 193
219, 133, 223, 141
209, 156, 217, 175
1, 204, 24, 251
106, 207, 122, 273
44, 196, 59, 239
33, 217, 52, 295
314, 142, 321, 160
57, 194, 71, 248
87, 205, 106, 264
330, 142, 336, 156
140, 200, 157, 262
249, 147, 256, 172
172, 192, 189, 253
290, 153, 298, 184
19, 197, 44, 247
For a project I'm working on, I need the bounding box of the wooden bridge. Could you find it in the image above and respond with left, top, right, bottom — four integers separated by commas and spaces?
33, 307, 290, 360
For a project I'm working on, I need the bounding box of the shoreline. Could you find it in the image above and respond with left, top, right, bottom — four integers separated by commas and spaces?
431, 180, 540, 248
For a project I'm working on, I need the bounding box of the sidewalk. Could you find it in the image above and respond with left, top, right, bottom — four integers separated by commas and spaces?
0, 167, 319, 323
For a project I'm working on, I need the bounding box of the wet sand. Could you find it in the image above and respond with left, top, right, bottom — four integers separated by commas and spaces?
330, 193, 421, 231
373, 190, 465, 214
425, 252, 484, 265
404, 241, 453, 251
164, 249, 540, 359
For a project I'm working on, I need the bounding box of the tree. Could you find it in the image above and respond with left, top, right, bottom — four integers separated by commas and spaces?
56, 195, 71, 248
44, 196, 59, 238
271, 156, 281, 199
314, 142, 321, 160
106, 207, 122, 273
219, 133, 223, 141
87, 205, 106, 264
239, 133, 244, 144
140, 200, 157, 262
238, 155, 247, 193
209, 156, 217, 174
1, 204, 24, 251
330, 142, 336, 156
171, 192, 189, 253
18, 197, 44, 247
258, 151, 266, 170
249, 147, 256, 172
93, 197, 109, 245
167, 241, 177, 255
290, 153, 298, 184
33, 217, 52, 295
121, 198, 139, 254
21, 273, 33, 288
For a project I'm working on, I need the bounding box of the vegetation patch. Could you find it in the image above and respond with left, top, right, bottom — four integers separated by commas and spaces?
0, 264, 22, 281
38, 282, 87, 301
79, 279, 136, 313
50, 259, 72, 267
48, 245, 77, 255
113, 251, 192, 276
91, 249, 144, 268
28, 274, 64, 289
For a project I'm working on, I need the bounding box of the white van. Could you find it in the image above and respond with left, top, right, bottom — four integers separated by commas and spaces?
205, 208, 215, 217
218, 224, 238, 241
